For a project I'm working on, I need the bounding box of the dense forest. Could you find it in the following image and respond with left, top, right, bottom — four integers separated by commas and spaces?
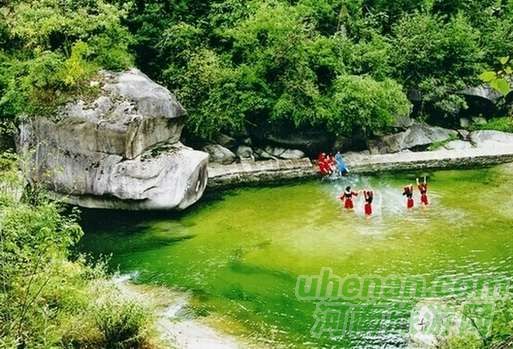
1, 0, 513, 144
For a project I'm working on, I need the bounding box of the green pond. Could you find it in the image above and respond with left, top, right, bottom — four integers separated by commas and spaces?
79, 164, 513, 348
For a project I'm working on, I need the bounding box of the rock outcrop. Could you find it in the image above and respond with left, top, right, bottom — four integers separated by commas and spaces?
255, 146, 305, 160
236, 145, 254, 161
18, 69, 208, 210
369, 122, 458, 154
470, 130, 513, 147
459, 85, 502, 104
202, 144, 236, 164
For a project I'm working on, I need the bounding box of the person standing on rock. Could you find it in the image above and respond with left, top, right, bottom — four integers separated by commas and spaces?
335, 151, 349, 177
416, 176, 429, 206
403, 184, 414, 209
326, 154, 336, 175
339, 186, 358, 210
317, 153, 331, 176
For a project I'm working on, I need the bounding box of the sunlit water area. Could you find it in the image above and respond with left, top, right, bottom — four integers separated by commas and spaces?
78, 164, 513, 348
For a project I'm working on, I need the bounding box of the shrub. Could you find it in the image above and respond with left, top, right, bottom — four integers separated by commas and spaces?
328, 75, 411, 136
473, 117, 513, 133
0, 156, 155, 349
94, 298, 150, 349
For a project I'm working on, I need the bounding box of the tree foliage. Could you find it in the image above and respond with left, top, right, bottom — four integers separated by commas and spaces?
115, 0, 513, 139
2, 0, 513, 139
0, 0, 133, 118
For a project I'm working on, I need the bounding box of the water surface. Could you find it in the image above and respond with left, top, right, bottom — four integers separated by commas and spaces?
79, 164, 513, 348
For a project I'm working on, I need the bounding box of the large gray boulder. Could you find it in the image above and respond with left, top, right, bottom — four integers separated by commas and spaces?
369, 122, 458, 154
18, 69, 208, 210
459, 85, 502, 104
470, 130, 513, 147
50, 69, 186, 160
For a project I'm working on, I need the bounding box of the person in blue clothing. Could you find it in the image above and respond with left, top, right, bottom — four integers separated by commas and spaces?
335, 151, 349, 176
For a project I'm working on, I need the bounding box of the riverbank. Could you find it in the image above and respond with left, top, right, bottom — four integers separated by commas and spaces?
208, 140, 513, 189
114, 276, 264, 349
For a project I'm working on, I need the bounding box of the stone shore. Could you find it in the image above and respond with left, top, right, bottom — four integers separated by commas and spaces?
207, 145, 513, 189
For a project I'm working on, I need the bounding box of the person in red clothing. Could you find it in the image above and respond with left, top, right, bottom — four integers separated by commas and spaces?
417, 176, 429, 206
325, 154, 335, 174
363, 189, 374, 217
402, 184, 414, 209
317, 153, 331, 176
339, 186, 358, 209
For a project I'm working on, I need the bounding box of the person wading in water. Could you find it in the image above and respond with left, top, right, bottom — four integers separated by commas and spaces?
339, 186, 358, 210
363, 189, 374, 217
403, 184, 414, 209
417, 176, 429, 206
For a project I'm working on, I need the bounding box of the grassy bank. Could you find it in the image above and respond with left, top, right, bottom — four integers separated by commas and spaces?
0, 153, 160, 349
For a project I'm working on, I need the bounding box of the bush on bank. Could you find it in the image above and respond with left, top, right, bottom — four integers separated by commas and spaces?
0, 155, 157, 349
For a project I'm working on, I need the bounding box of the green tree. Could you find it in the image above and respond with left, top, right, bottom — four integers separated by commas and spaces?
390, 12, 482, 120
328, 75, 411, 136
0, 0, 133, 118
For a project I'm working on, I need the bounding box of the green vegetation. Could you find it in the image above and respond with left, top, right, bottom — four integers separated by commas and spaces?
0, 154, 157, 349
120, 0, 513, 139
427, 133, 458, 151
472, 116, 513, 133
480, 57, 512, 96
0, 0, 133, 118
2, 0, 513, 140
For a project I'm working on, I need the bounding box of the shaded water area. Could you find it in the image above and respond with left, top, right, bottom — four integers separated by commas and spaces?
79, 164, 513, 348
